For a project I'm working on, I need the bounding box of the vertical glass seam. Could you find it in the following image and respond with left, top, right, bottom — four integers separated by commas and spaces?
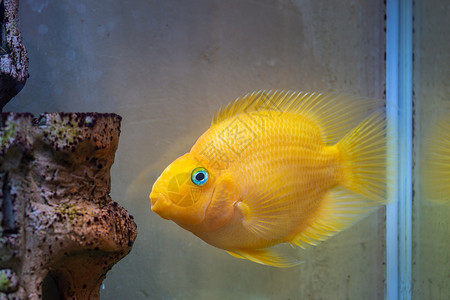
398, 0, 413, 298
386, 0, 400, 299
386, 0, 413, 299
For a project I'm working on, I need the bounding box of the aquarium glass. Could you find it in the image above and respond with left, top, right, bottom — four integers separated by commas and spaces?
2, 0, 410, 299
412, 0, 450, 299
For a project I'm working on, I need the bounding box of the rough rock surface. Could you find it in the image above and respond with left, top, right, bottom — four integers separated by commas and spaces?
0, 0, 29, 110
0, 112, 136, 299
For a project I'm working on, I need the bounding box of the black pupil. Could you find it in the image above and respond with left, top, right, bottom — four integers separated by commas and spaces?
195, 172, 205, 181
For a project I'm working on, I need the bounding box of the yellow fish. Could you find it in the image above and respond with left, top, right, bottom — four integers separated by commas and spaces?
150, 90, 387, 267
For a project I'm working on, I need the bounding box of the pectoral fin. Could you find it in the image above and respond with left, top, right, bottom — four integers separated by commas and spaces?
235, 178, 291, 241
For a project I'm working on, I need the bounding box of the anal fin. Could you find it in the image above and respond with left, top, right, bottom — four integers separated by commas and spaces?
291, 186, 382, 249
227, 248, 301, 268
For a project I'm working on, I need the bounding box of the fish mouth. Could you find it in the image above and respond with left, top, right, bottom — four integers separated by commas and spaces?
150, 192, 171, 219
150, 191, 160, 207
150, 187, 216, 225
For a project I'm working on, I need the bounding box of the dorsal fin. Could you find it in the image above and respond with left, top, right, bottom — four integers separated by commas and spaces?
212, 90, 384, 144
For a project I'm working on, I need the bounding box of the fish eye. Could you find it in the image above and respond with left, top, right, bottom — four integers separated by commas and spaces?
191, 167, 209, 186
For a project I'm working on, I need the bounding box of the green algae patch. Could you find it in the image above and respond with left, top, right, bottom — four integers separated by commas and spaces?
55, 204, 87, 224
48, 116, 81, 145
0, 121, 18, 148
0, 272, 11, 292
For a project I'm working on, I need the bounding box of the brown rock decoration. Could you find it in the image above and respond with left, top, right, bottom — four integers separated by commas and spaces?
0, 112, 137, 299
0, 0, 29, 111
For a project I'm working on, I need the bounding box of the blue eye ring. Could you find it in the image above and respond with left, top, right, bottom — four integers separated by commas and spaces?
191, 167, 209, 186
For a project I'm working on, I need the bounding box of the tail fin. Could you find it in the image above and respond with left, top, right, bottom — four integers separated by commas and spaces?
337, 110, 387, 203
290, 110, 388, 249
